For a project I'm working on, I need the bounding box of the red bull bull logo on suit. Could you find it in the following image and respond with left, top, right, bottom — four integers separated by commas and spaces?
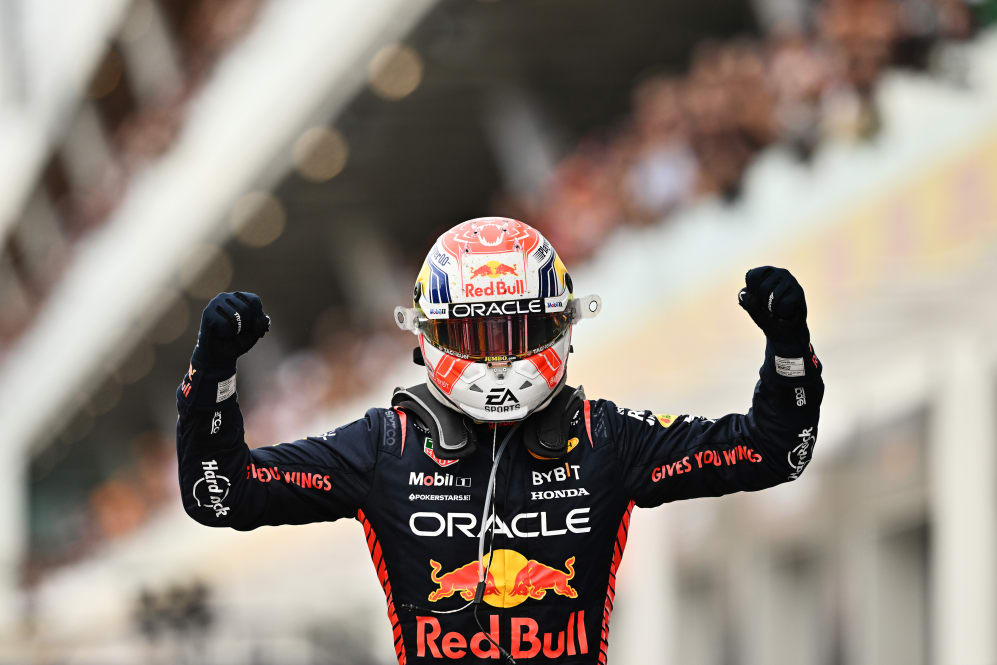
427, 549, 577, 609
427, 560, 499, 602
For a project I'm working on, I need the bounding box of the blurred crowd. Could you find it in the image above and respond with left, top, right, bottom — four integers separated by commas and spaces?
500, 0, 991, 263
69, 0, 262, 230
241, 324, 410, 446
8, 0, 989, 352
0, 0, 262, 351
25, 431, 176, 583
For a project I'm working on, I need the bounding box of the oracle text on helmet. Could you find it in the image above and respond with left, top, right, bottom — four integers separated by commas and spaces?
450, 299, 544, 318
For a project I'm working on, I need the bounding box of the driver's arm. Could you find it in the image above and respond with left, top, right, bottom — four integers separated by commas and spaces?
175, 291, 377, 529
177, 373, 379, 529
609, 267, 824, 506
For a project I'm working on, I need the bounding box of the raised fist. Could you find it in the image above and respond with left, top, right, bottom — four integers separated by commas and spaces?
737, 267, 808, 346
192, 291, 270, 370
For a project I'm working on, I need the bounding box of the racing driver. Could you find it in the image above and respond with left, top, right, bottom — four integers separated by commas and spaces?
177, 217, 823, 664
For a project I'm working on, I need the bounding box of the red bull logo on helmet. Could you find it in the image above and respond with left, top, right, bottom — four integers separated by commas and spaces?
465, 260, 525, 298
464, 280, 526, 298
470, 260, 519, 279
427, 549, 577, 609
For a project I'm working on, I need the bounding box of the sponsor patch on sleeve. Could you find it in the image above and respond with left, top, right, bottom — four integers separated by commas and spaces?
654, 414, 678, 428
216, 374, 237, 403
774, 356, 806, 378
788, 427, 815, 479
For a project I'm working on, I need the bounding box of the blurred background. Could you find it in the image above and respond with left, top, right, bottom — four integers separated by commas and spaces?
0, 0, 996, 663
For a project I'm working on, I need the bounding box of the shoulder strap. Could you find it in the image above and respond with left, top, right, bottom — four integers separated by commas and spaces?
376, 407, 406, 458
522, 385, 586, 459
390, 384, 479, 460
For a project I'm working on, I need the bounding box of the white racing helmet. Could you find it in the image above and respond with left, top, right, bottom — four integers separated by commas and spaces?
395, 218, 601, 422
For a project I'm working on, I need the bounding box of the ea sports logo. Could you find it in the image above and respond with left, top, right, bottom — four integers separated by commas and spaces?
485, 388, 521, 413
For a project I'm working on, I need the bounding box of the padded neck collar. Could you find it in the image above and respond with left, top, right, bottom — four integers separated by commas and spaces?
390, 382, 586, 460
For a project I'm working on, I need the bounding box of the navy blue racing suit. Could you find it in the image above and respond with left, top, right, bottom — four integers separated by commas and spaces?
177, 341, 823, 664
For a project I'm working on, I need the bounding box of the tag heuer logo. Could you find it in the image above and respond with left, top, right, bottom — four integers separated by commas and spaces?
423, 437, 458, 468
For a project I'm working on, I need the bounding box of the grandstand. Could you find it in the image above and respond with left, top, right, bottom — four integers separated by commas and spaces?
1, 0, 996, 663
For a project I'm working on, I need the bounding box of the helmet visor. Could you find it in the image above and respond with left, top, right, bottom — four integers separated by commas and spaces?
421, 312, 570, 361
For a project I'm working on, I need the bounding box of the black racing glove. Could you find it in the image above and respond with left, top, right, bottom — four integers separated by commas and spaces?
191, 291, 270, 373
737, 266, 809, 350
